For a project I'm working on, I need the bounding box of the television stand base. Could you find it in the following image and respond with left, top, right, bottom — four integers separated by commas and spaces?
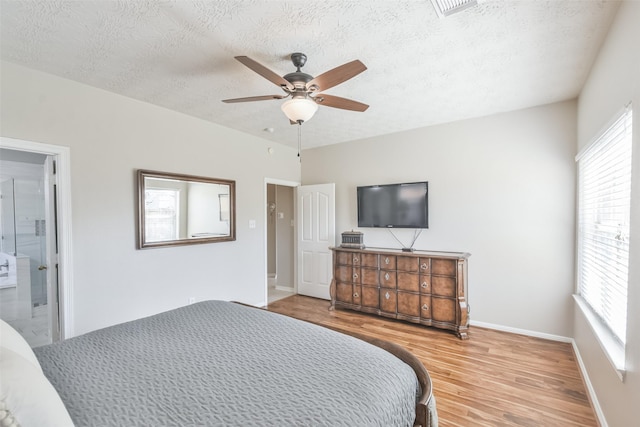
401, 247, 415, 252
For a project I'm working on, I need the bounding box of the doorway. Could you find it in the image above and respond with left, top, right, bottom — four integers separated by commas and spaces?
0, 137, 73, 346
264, 179, 299, 306
266, 183, 296, 304
0, 149, 55, 346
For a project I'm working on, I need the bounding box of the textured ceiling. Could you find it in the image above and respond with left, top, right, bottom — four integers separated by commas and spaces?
0, 0, 620, 149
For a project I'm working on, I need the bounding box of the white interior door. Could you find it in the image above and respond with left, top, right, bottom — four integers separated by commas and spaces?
296, 183, 335, 299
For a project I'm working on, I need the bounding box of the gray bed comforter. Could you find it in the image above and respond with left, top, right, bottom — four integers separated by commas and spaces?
35, 301, 421, 426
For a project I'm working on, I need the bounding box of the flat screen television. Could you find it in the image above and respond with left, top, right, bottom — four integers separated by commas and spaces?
357, 182, 429, 229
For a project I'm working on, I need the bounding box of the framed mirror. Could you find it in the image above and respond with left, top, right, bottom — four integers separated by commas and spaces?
137, 170, 236, 249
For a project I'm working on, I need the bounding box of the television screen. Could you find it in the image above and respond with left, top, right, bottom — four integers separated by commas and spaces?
357, 182, 428, 228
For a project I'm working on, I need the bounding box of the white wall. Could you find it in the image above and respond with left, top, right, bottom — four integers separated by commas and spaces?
187, 182, 229, 236
575, 1, 640, 426
303, 100, 577, 337
0, 61, 300, 336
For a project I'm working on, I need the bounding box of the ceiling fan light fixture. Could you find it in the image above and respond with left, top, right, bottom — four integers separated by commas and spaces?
281, 97, 318, 123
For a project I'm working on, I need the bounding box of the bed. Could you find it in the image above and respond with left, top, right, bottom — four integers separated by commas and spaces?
1, 301, 437, 426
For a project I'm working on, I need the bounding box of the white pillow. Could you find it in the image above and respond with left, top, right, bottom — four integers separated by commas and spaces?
0, 347, 75, 427
0, 319, 42, 372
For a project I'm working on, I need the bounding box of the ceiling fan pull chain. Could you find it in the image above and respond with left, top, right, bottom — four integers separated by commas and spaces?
297, 121, 302, 162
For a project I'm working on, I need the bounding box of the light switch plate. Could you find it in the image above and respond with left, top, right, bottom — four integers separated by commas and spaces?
249, 220, 256, 229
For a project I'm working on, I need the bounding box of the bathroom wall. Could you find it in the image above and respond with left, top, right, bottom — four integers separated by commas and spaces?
0, 154, 47, 305
275, 185, 294, 289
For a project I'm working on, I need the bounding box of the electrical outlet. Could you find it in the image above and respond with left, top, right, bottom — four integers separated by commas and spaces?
188, 297, 196, 304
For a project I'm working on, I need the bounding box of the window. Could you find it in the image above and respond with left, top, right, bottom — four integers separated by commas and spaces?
144, 188, 180, 242
576, 106, 632, 374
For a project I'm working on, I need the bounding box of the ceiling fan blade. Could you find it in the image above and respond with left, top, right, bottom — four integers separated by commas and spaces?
234, 56, 295, 91
222, 94, 287, 103
314, 94, 369, 112
306, 60, 367, 92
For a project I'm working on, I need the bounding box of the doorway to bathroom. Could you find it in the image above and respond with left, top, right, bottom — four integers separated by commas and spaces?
265, 180, 297, 305
0, 147, 60, 347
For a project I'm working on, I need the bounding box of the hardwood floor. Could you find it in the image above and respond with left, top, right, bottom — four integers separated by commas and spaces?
266, 295, 598, 427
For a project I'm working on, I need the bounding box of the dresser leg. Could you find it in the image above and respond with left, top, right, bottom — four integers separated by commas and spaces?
329, 278, 336, 311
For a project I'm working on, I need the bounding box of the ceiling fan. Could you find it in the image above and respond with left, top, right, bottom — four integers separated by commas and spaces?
222, 53, 368, 124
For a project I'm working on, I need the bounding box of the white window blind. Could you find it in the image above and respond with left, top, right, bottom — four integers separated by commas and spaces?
144, 188, 180, 242
577, 107, 633, 345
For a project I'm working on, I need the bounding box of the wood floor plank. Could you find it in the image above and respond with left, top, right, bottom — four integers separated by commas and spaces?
266, 295, 598, 427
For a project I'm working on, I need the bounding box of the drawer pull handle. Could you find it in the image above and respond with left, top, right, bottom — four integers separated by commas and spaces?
353, 273, 359, 280
354, 256, 359, 263
384, 272, 390, 280
421, 263, 428, 270
385, 257, 390, 264
353, 292, 359, 298
385, 291, 390, 300
421, 282, 428, 288
422, 304, 429, 311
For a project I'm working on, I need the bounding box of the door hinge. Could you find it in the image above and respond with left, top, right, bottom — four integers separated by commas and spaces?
53, 160, 57, 175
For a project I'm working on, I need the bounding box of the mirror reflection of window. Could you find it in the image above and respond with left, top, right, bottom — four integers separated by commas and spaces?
144, 188, 180, 242
219, 194, 230, 222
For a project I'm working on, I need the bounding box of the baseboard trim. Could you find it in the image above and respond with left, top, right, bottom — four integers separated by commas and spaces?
470, 320, 572, 343
275, 285, 294, 292
571, 340, 608, 427
470, 320, 607, 427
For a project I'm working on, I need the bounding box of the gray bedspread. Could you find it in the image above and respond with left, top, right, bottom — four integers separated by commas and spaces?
35, 301, 421, 426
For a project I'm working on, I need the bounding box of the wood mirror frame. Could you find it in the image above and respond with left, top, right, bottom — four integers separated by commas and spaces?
137, 169, 236, 249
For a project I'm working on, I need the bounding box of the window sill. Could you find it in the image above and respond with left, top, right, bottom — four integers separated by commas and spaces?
573, 295, 626, 381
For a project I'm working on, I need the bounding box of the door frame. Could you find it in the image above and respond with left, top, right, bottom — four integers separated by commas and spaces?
0, 137, 74, 340
264, 178, 300, 306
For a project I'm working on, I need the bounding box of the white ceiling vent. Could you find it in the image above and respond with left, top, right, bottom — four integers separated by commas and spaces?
430, 0, 479, 18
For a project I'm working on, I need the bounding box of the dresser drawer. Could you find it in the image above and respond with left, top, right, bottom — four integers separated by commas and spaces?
360, 253, 378, 268
419, 258, 431, 273
336, 282, 354, 304
431, 297, 456, 323
361, 267, 379, 286
397, 256, 419, 272
397, 272, 419, 292
398, 292, 420, 318
352, 285, 362, 306
419, 275, 431, 294
361, 286, 379, 308
420, 295, 431, 320
336, 266, 360, 284
379, 270, 397, 288
431, 275, 456, 297
379, 289, 397, 313
336, 251, 353, 265
431, 258, 457, 277
351, 253, 362, 266
380, 255, 396, 270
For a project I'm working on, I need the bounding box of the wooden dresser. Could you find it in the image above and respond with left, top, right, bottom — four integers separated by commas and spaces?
329, 247, 470, 339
